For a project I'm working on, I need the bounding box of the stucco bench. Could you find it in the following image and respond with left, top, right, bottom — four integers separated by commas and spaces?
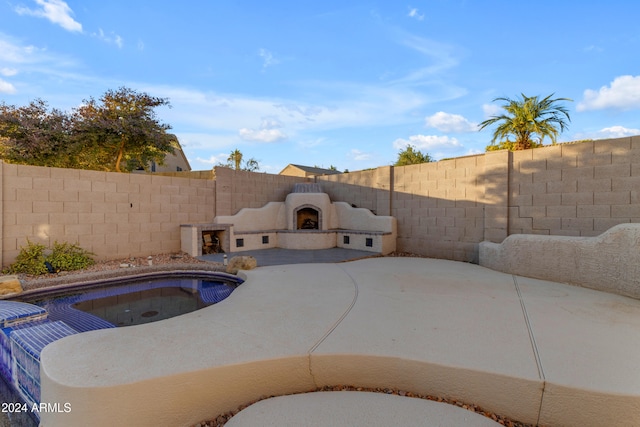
479, 223, 640, 299
228, 229, 393, 253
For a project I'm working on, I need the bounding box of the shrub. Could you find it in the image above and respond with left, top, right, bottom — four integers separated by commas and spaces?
47, 241, 95, 272
4, 240, 95, 275
4, 239, 48, 275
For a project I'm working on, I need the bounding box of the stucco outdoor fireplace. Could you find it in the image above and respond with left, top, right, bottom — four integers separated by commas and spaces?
180, 183, 396, 256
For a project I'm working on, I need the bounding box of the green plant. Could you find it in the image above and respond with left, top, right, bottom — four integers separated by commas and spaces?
4, 239, 48, 275
47, 241, 95, 272
485, 139, 543, 151
480, 93, 572, 151
394, 144, 433, 166
4, 240, 95, 275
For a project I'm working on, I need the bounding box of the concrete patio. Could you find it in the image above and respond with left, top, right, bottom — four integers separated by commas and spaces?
39, 257, 640, 427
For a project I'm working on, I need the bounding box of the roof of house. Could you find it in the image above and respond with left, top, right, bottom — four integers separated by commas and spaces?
174, 142, 192, 171
279, 164, 342, 176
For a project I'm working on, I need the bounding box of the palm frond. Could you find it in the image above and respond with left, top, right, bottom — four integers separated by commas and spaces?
479, 93, 572, 150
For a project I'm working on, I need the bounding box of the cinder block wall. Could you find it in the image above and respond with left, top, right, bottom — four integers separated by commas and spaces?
153, 170, 216, 180
317, 136, 639, 262
1, 162, 216, 265
509, 136, 640, 236
392, 152, 508, 262
319, 167, 392, 216
1, 136, 638, 267
318, 152, 509, 262
214, 167, 310, 216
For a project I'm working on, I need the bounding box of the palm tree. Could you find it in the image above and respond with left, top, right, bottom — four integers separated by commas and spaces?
228, 148, 243, 170
244, 158, 259, 172
223, 149, 260, 171
479, 93, 572, 150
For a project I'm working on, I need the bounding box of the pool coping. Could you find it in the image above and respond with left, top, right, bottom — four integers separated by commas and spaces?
1, 263, 228, 298
12, 269, 242, 300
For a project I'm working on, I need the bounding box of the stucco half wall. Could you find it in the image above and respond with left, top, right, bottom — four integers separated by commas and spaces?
479, 223, 640, 299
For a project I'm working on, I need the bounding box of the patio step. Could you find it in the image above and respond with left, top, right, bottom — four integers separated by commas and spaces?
225, 391, 502, 427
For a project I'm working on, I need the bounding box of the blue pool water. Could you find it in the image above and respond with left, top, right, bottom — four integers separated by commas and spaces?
25, 275, 241, 330
0, 273, 242, 425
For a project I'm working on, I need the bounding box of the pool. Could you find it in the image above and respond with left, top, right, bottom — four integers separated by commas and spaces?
0, 272, 242, 424
19, 273, 242, 330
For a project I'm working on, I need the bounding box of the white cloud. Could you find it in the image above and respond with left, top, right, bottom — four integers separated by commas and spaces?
295, 137, 326, 149
0, 34, 78, 70
0, 34, 89, 99
0, 34, 87, 98
0, 78, 17, 94
392, 34, 459, 82
174, 132, 240, 152
464, 148, 484, 156
145, 76, 457, 155
92, 29, 124, 48
408, 8, 424, 21
349, 149, 372, 161
0, 38, 39, 64
425, 111, 478, 133
238, 128, 287, 143
15, 0, 82, 33
259, 118, 283, 129
0, 68, 18, 77
259, 48, 279, 70
0, 67, 17, 92
143, 38, 466, 135
151, 83, 424, 139
195, 153, 229, 165
597, 126, 640, 138
571, 126, 640, 141
577, 75, 640, 111
482, 103, 502, 118
238, 116, 287, 143
392, 134, 461, 150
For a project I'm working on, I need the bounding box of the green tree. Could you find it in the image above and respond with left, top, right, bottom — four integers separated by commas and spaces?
479, 93, 572, 151
228, 148, 243, 170
73, 87, 175, 172
244, 157, 260, 171
0, 99, 75, 167
394, 144, 432, 166
222, 148, 260, 171
0, 88, 176, 172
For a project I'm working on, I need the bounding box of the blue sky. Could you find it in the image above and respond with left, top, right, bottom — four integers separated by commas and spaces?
1, 1, 639, 173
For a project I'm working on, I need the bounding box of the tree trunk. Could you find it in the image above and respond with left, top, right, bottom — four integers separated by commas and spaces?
115, 136, 126, 172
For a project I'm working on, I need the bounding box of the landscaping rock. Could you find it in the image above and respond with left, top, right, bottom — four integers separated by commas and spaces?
226, 256, 258, 274
0, 275, 23, 296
